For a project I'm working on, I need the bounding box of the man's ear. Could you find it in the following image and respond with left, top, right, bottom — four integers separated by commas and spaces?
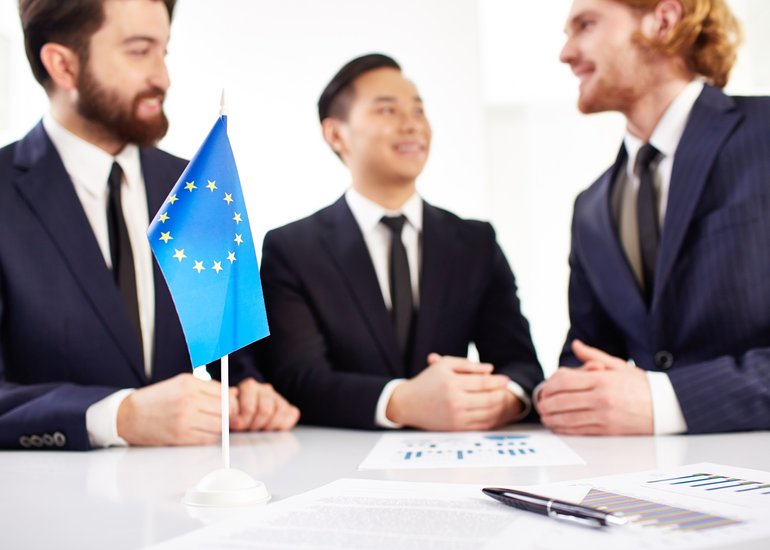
39, 43, 80, 91
642, 0, 684, 42
321, 117, 348, 159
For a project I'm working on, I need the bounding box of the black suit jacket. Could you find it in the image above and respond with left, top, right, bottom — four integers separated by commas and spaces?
0, 123, 253, 450
251, 195, 543, 428
562, 85, 770, 433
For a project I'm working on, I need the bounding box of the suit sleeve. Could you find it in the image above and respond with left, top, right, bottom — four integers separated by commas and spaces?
666, 351, 770, 433
560, 196, 628, 366
472, 224, 544, 413
257, 231, 391, 429
0, 276, 117, 450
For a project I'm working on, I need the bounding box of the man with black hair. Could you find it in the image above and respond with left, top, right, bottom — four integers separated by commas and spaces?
254, 53, 543, 430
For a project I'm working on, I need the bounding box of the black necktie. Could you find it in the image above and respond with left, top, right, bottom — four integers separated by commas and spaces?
381, 215, 413, 356
106, 161, 143, 351
636, 143, 661, 306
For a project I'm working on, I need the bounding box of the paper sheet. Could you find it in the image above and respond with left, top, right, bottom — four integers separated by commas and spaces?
358, 431, 585, 469
151, 463, 770, 550
151, 479, 520, 549
508, 462, 770, 549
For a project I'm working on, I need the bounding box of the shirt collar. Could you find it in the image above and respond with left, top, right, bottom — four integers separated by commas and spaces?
345, 186, 423, 235
42, 113, 142, 197
623, 80, 704, 171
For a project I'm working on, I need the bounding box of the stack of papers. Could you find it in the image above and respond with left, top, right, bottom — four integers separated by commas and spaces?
152, 463, 770, 549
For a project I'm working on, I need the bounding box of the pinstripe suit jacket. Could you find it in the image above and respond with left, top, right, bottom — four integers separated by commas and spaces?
561, 85, 770, 434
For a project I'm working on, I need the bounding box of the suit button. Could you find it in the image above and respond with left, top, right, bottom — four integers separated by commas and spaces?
29, 435, 43, 448
42, 434, 54, 447
655, 351, 674, 370
19, 436, 32, 448
53, 432, 67, 447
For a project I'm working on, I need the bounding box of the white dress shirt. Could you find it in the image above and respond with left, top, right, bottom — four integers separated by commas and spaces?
616, 80, 705, 435
344, 187, 530, 427
43, 114, 156, 447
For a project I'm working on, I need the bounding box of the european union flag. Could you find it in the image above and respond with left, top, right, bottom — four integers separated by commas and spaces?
147, 116, 268, 367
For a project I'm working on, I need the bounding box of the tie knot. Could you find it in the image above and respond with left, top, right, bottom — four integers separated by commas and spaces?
381, 214, 407, 235
635, 143, 661, 175
108, 161, 124, 192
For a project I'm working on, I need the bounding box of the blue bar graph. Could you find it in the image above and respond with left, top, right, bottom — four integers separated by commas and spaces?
396, 433, 538, 464
358, 431, 584, 470
648, 472, 770, 497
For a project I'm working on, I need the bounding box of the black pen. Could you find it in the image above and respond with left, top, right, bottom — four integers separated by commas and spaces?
482, 487, 628, 528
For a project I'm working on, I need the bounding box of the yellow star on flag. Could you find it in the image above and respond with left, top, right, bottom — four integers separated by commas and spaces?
226, 251, 237, 263
234, 233, 243, 245
184, 181, 197, 192
173, 248, 186, 262
193, 260, 205, 273
233, 212, 242, 224
212, 261, 223, 274
168, 193, 179, 204
159, 212, 170, 223
159, 231, 173, 243
223, 193, 234, 205
206, 180, 218, 192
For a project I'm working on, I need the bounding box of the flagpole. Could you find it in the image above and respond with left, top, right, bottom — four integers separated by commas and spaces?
219, 88, 231, 471
221, 354, 230, 469
179, 90, 271, 507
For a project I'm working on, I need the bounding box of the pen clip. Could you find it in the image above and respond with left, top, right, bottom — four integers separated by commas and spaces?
546, 500, 602, 528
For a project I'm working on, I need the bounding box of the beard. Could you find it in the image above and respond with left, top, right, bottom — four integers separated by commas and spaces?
577, 73, 639, 115
76, 64, 169, 147
576, 36, 655, 116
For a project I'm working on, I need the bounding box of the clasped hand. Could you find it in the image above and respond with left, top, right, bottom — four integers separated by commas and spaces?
387, 353, 523, 431
117, 374, 299, 446
536, 340, 653, 435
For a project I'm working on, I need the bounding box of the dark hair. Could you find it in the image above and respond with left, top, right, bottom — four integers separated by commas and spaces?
19, 0, 176, 90
317, 53, 401, 122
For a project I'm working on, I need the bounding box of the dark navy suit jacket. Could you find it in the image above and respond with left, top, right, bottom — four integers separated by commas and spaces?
249, 195, 543, 428
562, 85, 770, 433
0, 123, 252, 450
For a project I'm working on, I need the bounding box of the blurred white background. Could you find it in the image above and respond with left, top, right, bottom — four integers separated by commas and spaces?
1, 0, 768, 373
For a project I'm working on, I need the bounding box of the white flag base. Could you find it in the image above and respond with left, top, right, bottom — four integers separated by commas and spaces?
183, 467, 271, 507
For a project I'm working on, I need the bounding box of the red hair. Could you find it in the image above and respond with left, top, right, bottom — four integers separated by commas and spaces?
616, 0, 742, 88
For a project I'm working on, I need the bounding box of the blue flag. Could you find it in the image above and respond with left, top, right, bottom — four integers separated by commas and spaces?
147, 116, 269, 367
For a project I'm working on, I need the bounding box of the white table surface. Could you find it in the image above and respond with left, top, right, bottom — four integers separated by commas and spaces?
2, 425, 769, 549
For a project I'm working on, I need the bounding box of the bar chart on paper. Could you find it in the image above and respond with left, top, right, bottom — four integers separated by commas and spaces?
358, 432, 584, 470
645, 467, 770, 508
509, 463, 770, 549
581, 488, 743, 532
578, 463, 770, 545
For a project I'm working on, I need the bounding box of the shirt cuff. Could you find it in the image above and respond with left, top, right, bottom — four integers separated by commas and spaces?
506, 380, 532, 422
85, 389, 134, 448
646, 371, 687, 434
375, 379, 406, 428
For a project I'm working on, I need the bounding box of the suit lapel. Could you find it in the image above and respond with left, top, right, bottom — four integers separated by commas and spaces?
654, 86, 742, 307
322, 197, 402, 376
141, 148, 172, 216
410, 202, 452, 373
12, 124, 145, 379
579, 147, 651, 337
140, 148, 191, 378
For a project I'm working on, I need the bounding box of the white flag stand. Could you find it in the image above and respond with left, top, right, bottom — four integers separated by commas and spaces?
182, 355, 271, 507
